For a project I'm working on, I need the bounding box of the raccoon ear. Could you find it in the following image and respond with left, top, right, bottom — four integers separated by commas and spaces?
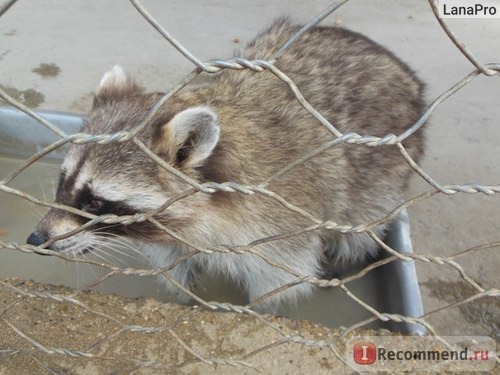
158, 106, 220, 168
93, 65, 142, 106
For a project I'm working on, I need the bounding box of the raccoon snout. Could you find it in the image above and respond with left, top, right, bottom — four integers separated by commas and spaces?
26, 230, 52, 256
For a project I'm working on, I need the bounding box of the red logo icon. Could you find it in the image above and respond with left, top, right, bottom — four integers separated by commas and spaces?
353, 342, 377, 364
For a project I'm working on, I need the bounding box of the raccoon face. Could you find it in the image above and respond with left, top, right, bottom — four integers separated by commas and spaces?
27, 66, 221, 256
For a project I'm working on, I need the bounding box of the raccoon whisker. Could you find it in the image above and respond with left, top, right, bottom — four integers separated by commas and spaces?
80, 230, 139, 260
50, 179, 57, 200
104, 242, 146, 262
88, 225, 146, 253
90, 230, 135, 246
86, 249, 115, 266
95, 242, 143, 263
71, 256, 93, 291
80, 259, 101, 289
90, 232, 146, 260
90, 231, 142, 249
37, 174, 48, 202
35, 164, 56, 198
87, 224, 142, 250
105, 238, 145, 259
88, 223, 121, 233
87, 244, 128, 267
26, 204, 45, 220
88, 239, 142, 264
94, 251, 128, 267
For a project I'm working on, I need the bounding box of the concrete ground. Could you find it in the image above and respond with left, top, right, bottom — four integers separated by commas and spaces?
0, 0, 498, 347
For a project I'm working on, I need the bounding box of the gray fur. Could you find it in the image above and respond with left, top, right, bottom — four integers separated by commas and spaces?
28, 19, 425, 312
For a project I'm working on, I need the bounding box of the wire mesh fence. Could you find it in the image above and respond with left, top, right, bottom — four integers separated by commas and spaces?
0, 0, 499, 372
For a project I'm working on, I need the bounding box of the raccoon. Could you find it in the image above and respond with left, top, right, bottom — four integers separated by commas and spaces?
27, 19, 425, 311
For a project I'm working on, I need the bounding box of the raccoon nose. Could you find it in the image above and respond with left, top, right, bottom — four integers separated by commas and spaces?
27, 230, 49, 247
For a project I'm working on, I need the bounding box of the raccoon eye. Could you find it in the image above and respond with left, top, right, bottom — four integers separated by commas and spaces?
82, 198, 105, 214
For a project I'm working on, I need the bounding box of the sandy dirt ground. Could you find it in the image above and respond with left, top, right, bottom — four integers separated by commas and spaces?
0, 0, 498, 372
0, 278, 352, 374
0, 278, 493, 374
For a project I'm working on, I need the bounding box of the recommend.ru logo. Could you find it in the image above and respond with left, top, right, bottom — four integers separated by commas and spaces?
347, 336, 496, 372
